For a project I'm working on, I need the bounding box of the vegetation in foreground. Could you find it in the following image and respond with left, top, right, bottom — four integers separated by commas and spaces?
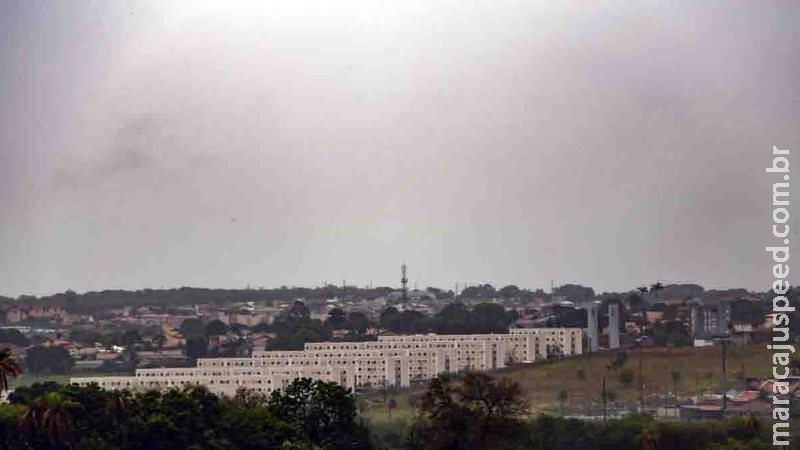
398, 372, 777, 450
0, 347, 791, 449
1, 379, 370, 449
2, 375, 786, 450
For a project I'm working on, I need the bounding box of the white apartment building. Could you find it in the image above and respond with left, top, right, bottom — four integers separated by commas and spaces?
377, 327, 583, 361
71, 328, 583, 396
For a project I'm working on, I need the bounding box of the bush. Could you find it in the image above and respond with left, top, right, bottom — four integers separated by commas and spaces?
619, 367, 635, 386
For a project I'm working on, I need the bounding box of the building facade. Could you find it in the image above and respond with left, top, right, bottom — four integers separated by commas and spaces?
71, 328, 583, 396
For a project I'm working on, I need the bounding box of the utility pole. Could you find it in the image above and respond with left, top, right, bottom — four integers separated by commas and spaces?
602, 377, 608, 423
638, 339, 644, 411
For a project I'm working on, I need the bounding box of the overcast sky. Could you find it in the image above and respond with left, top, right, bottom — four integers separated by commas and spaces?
1, 0, 798, 297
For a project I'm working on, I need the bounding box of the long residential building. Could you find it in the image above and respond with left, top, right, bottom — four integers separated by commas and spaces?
71, 328, 583, 396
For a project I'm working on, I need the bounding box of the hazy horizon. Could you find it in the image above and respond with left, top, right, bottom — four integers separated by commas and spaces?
2, 0, 798, 297
0, 279, 768, 300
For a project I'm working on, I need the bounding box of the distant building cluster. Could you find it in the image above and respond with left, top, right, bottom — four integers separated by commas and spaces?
71, 328, 583, 396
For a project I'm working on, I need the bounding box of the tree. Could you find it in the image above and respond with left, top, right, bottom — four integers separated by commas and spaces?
8, 381, 60, 405
649, 320, 692, 347
121, 329, 142, 347
272, 301, 311, 333
229, 323, 249, 338
460, 284, 497, 299
69, 329, 102, 346
551, 304, 587, 328
627, 292, 644, 313
0, 329, 30, 347
152, 333, 166, 351
32, 392, 84, 446
179, 318, 206, 339
268, 377, 371, 449
345, 312, 370, 335
415, 372, 528, 449
619, 367, 635, 386
185, 337, 208, 360
25, 346, 72, 376
267, 322, 331, 351
498, 285, 522, 299
0, 349, 21, 394
472, 303, 511, 333
553, 284, 595, 303
636, 286, 651, 328
206, 319, 228, 337
380, 307, 426, 334
436, 303, 475, 334
327, 308, 347, 329
649, 282, 664, 301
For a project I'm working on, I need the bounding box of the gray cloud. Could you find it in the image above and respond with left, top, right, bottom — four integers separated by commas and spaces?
0, 0, 798, 296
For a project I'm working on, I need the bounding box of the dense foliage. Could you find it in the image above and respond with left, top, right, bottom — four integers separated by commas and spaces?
25, 346, 73, 376
379, 302, 516, 336
399, 372, 776, 450
0, 378, 371, 449
263, 300, 518, 351
0, 371, 784, 450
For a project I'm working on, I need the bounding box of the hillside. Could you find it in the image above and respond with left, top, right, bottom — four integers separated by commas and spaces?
362, 344, 770, 423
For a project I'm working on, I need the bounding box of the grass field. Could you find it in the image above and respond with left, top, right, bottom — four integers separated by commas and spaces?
362, 343, 770, 423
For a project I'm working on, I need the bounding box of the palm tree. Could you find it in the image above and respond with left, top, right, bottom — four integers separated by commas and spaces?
40, 392, 83, 445
108, 391, 129, 445
109, 391, 127, 415
649, 282, 664, 301
0, 349, 22, 394
20, 402, 43, 435
635, 286, 650, 331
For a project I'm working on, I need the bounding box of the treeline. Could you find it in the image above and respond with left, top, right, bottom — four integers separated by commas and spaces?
264, 301, 518, 351
379, 302, 517, 335
5, 286, 401, 315
2, 285, 552, 316
1, 284, 550, 314
2, 283, 785, 318
1, 379, 371, 449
